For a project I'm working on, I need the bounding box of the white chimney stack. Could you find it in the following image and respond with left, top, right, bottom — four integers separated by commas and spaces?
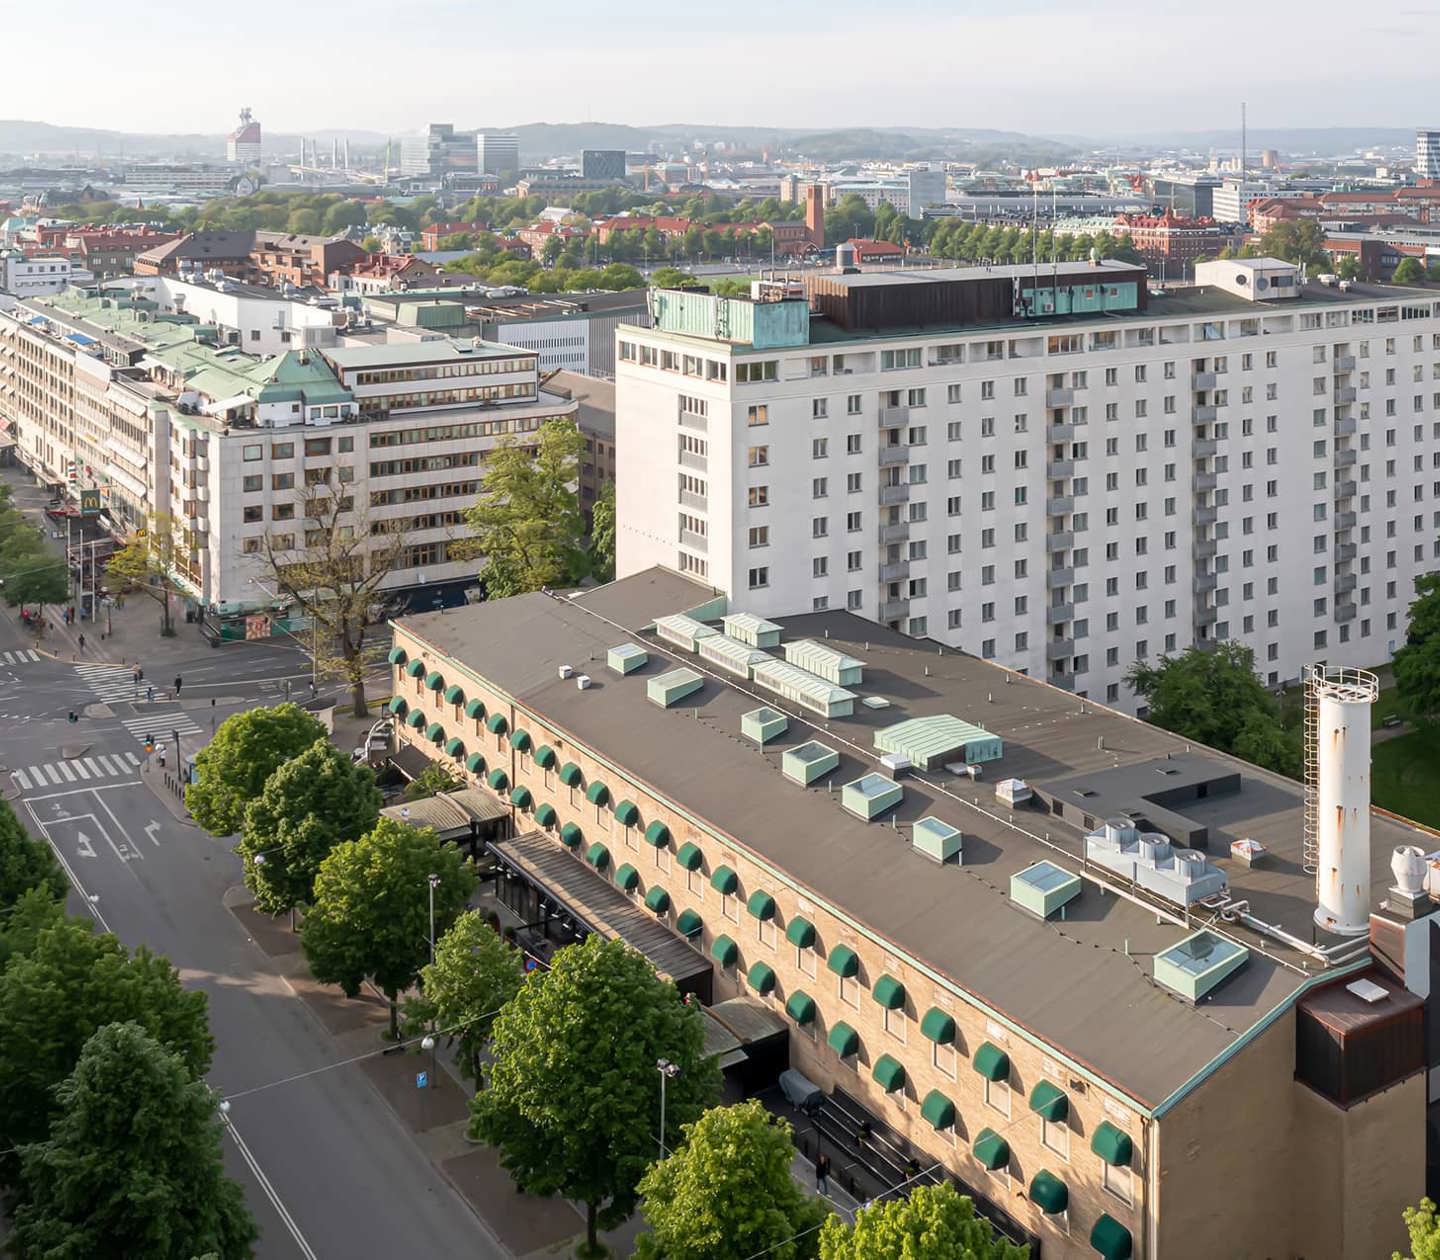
1309, 665, 1379, 936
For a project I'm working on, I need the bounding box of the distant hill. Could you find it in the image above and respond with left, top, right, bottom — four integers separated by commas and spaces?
1090, 126, 1418, 155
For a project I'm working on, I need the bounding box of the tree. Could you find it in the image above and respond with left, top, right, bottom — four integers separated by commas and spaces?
302, 817, 476, 1038
1392, 257, 1427, 286
0, 526, 68, 608
237, 738, 382, 919
261, 484, 409, 717
106, 512, 182, 637
1396, 1197, 1440, 1260
0, 886, 66, 970
589, 480, 616, 582
464, 418, 588, 600
322, 199, 368, 234
404, 909, 524, 1086
9, 1022, 256, 1260
402, 761, 460, 801
1393, 573, 1440, 717
470, 935, 720, 1256
1126, 641, 1299, 776
650, 267, 696, 289
819, 1183, 1026, 1260
1337, 254, 1362, 282
0, 918, 212, 1154
0, 796, 65, 909
186, 704, 327, 836
634, 1100, 827, 1260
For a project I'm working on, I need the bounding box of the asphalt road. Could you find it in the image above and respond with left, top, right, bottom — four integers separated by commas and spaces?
1, 621, 501, 1259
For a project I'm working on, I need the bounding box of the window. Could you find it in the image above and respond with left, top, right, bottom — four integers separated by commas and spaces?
748, 567, 769, 589
747, 405, 768, 426
748, 526, 769, 548
748, 486, 768, 507
812, 398, 828, 419
881, 348, 921, 370
748, 446, 769, 467
1103, 1162, 1133, 1206
847, 434, 862, 455
736, 360, 777, 383
1041, 1115, 1070, 1160
812, 437, 828, 459
985, 1076, 1010, 1118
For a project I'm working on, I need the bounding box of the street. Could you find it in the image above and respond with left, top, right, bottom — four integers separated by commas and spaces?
0, 613, 503, 1259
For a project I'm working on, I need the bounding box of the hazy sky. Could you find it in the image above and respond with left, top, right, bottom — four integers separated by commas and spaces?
7, 0, 1439, 137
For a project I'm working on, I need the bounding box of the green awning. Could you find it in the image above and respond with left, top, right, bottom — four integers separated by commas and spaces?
785, 916, 816, 949
1091, 1122, 1133, 1168
510, 785, 532, 809
585, 780, 610, 806
827, 1021, 859, 1057
1090, 1215, 1133, 1260
676, 842, 703, 871
746, 961, 776, 995
785, 991, 816, 1024
464, 698, 486, 720
644, 820, 670, 847
534, 744, 557, 769
613, 799, 640, 827
827, 944, 859, 979
465, 752, 486, 774
614, 863, 639, 891
746, 890, 776, 921
711, 934, 738, 966
387, 696, 408, 716
710, 865, 738, 895
973, 1128, 1009, 1171
405, 659, 426, 678
872, 974, 905, 1010
444, 737, 465, 757
406, 710, 426, 729
487, 768, 509, 792
535, 803, 557, 828
486, 713, 508, 734
872, 1054, 905, 1093
920, 1089, 955, 1131
425, 722, 445, 744
558, 762, 582, 786
560, 822, 583, 848
509, 729, 531, 751
586, 842, 610, 870
973, 1042, 1010, 1082
1029, 1170, 1068, 1215
442, 684, 465, 704
387, 646, 407, 666
424, 671, 445, 691
1029, 1081, 1068, 1123
644, 886, 671, 914
920, 1007, 956, 1045
676, 908, 702, 937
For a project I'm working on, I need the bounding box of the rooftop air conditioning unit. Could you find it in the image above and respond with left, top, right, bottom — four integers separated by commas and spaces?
558, 664, 574, 679
576, 673, 592, 690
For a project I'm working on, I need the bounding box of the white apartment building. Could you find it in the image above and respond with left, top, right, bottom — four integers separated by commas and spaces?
615, 260, 1440, 710
1418, 129, 1440, 182
2, 252, 94, 297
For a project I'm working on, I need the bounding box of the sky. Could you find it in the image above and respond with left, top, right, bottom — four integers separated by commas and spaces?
5, 0, 1439, 139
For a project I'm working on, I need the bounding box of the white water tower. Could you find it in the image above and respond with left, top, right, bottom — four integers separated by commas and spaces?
1305, 665, 1379, 936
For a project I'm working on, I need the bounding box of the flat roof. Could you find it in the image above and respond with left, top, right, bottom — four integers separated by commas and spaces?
393, 570, 1437, 1110
321, 338, 534, 368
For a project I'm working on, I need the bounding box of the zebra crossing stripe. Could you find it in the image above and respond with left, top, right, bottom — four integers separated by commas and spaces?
70, 760, 90, 779
43, 765, 61, 785
12, 768, 29, 789
55, 762, 75, 782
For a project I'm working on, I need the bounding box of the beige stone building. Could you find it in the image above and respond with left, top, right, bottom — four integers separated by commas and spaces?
387, 567, 1431, 1259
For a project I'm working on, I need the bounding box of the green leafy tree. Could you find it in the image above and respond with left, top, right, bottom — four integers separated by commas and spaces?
1257, 219, 1329, 270
0, 918, 212, 1154
404, 909, 525, 1086
464, 418, 588, 599
1396, 1197, 1440, 1260
0, 886, 66, 969
0, 796, 65, 908
186, 704, 327, 836
9, 1022, 256, 1260
0, 527, 68, 608
471, 935, 720, 1256
650, 266, 697, 288
634, 1100, 827, 1260
105, 512, 182, 636
1126, 641, 1299, 776
819, 1183, 1026, 1260
302, 818, 476, 1038
402, 762, 460, 801
237, 738, 382, 919
322, 199, 368, 234
1392, 257, 1427, 285
1393, 573, 1440, 717
589, 480, 616, 582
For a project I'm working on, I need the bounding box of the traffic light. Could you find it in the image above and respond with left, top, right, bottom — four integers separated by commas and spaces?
67, 711, 77, 724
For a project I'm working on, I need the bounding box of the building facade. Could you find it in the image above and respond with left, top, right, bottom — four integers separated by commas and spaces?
1417, 129, 1440, 182
581, 150, 627, 182
2, 251, 94, 296
477, 133, 520, 177
227, 108, 262, 165
615, 261, 1440, 711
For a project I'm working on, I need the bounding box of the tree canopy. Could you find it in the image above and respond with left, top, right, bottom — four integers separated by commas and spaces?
9, 1021, 256, 1260
1393, 573, 1440, 718
1126, 641, 1299, 776
238, 737, 382, 917
186, 704, 328, 836
302, 818, 476, 1037
589, 480, 616, 583
471, 935, 720, 1255
1397, 1197, 1440, 1260
634, 1100, 827, 1260
818, 1183, 1027, 1260
1391, 257, 1427, 286
0, 796, 66, 909
104, 513, 181, 636
0, 524, 68, 608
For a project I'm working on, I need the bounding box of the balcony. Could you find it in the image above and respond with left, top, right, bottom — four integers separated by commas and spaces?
1048, 672, 1076, 692
1194, 605, 1218, 627
1046, 636, 1075, 662
1333, 479, 1357, 500
1046, 458, 1075, 479
879, 484, 911, 507
1193, 404, 1218, 423
1335, 386, 1357, 404
1045, 387, 1074, 408
1335, 601, 1358, 623
1192, 470, 1217, 493
1192, 371, 1218, 391
1193, 570, 1217, 595
1334, 447, 1357, 469
1192, 437, 1218, 458
678, 528, 708, 553
878, 522, 910, 545
879, 597, 910, 621
1046, 494, 1073, 516
1195, 504, 1217, 525
1336, 542, 1357, 562
1047, 529, 1073, 551
1046, 422, 1075, 442
878, 444, 910, 468
1334, 511, 1357, 531
1334, 355, 1356, 372
1334, 572, 1357, 595
1047, 566, 1073, 589
1334, 417, 1357, 436
678, 449, 707, 473
679, 409, 707, 432
879, 561, 909, 583
679, 489, 708, 511
1193, 538, 1217, 560
1046, 602, 1073, 625
878, 405, 910, 426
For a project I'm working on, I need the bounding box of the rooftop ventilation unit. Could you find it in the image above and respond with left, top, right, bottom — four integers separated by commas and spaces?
1084, 817, 1227, 906
647, 666, 703, 708
782, 639, 864, 686
874, 714, 1003, 771
1011, 861, 1081, 919
698, 633, 770, 680
877, 752, 911, 778
742, 706, 788, 745
723, 611, 782, 649
654, 613, 716, 653
842, 773, 903, 821
996, 778, 1032, 806
606, 643, 648, 676
782, 741, 839, 786
912, 816, 962, 864
752, 657, 857, 718
576, 673, 592, 690
1153, 930, 1249, 1002
558, 664, 574, 679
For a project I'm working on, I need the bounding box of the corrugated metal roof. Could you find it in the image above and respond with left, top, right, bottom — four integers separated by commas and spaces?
698, 633, 769, 678
751, 657, 856, 713
875, 714, 1000, 766
783, 638, 864, 683
654, 613, 717, 650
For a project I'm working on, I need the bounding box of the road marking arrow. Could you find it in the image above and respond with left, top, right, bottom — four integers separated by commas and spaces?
144, 821, 161, 847
75, 832, 95, 858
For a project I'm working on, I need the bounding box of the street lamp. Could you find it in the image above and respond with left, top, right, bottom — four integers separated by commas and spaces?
421, 1032, 437, 1091
427, 872, 440, 966
656, 1058, 680, 1158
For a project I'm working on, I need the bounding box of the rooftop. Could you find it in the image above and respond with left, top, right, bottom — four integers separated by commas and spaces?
394, 570, 1436, 1113
321, 337, 535, 369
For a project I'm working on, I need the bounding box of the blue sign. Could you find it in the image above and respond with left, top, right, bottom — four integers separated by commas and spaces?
416, 1071, 428, 1090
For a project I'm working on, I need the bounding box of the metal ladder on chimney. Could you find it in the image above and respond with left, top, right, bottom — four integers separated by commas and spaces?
1301, 663, 1320, 878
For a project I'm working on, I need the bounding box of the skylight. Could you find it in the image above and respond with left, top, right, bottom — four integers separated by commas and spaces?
1154, 930, 1249, 1002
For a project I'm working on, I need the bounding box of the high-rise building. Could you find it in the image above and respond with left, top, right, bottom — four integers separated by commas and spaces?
1417, 129, 1440, 181
400, 124, 478, 178
581, 149, 627, 182
615, 258, 1440, 708
477, 132, 520, 177
226, 107, 262, 165
906, 166, 947, 212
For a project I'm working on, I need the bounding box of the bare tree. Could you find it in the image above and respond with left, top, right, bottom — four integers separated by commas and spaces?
260, 484, 409, 718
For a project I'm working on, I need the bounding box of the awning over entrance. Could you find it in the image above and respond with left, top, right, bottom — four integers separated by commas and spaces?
490, 829, 712, 994
380, 787, 509, 843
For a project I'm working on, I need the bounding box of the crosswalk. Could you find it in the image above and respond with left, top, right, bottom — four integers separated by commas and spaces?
0, 649, 41, 665
121, 710, 203, 746
12, 750, 140, 791
74, 662, 140, 703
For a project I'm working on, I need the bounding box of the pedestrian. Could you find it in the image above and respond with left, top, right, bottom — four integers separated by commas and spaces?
157, 745, 166, 769
815, 1152, 831, 1197
146, 685, 153, 703
173, 675, 182, 697
77, 633, 84, 651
